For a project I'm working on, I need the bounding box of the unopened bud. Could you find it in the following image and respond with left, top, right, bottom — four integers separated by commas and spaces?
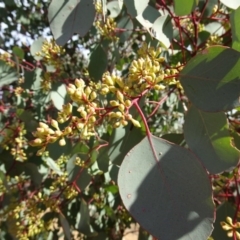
51, 119, 59, 129
39, 122, 49, 129
116, 91, 124, 103
110, 100, 119, 107
29, 138, 42, 146
90, 91, 97, 101
75, 78, 85, 88
131, 118, 141, 128
59, 138, 66, 146
124, 100, 132, 107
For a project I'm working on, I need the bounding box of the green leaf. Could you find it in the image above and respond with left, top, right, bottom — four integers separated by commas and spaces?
198, 0, 218, 17
59, 213, 71, 240
232, 131, 240, 150
51, 83, 67, 110
152, 15, 173, 48
48, 0, 96, 46
161, 133, 184, 145
0, 60, 17, 87
184, 105, 239, 174
123, 0, 148, 18
136, 5, 161, 33
117, 16, 134, 43
104, 184, 118, 194
67, 154, 91, 190
88, 45, 107, 81
107, 0, 123, 18
230, 7, 240, 51
220, 0, 240, 9
44, 157, 64, 176
118, 134, 214, 239
77, 199, 97, 236
71, 142, 90, 155
97, 148, 109, 172
12, 46, 24, 60
24, 163, 43, 187
174, 0, 198, 16
30, 37, 45, 61
108, 125, 144, 165
180, 46, 240, 112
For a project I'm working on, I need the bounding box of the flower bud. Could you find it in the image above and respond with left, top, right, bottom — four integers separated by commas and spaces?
75, 78, 85, 88
131, 118, 141, 128
59, 138, 66, 146
124, 100, 132, 107
117, 91, 124, 103
51, 119, 59, 129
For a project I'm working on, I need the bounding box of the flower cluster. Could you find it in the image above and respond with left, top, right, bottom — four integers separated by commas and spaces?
1, 122, 28, 161
29, 120, 71, 155
206, 34, 223, 47
29, 44, 184, 154
221, 217, 240, 239
35, 39, 65, 69
95, 2, 118, 41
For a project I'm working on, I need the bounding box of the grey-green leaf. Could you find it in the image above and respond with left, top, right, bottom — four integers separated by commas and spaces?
117, 16, 134, 43
220, 0, 240, 9
48, 0, 95, 46
136, 5, 161, 34
123, 0, 149, 18
107, 0, 123, 18
45, 157, 64, 176
184, 105, 239, 174
88, 45, 107, 81
152, 15, 173, 48
180, 46, 240, 112
30, 37, 45, 60
230, 7, 240, 51
118, 135, 214, 240
0, 60, 17, 87
174, 0, 198, 16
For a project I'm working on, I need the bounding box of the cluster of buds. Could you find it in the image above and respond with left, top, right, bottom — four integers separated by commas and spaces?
40, 72, 53, 92
30, 44, 184, 155
179, 18, 205, 35
94, 1, 118, 41
206, 34, 223, 47
29, 120, 71, 156
65, 79, 98, 139
95, 18, 118, 41
1, 122, 28, 161
35, 39, 65, 69
221, 216, 240, 239
0, 52, 15, 67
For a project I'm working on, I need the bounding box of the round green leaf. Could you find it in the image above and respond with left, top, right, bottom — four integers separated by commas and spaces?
118, 135, 214, 240
30, 37, 45, 61
180, 46, 240, 112
174, 0, 198, 16
107, 0, 123, 18
12, 46, 24, 60
123, 0, 149, 18
48, 0, 96, 46
220, 0, 240, 9
184, 105, 239, 174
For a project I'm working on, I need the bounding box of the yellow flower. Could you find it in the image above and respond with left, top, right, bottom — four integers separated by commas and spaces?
221, 217, 240, 239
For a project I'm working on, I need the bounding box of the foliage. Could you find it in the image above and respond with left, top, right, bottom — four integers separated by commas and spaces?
0, 0, 240, 240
